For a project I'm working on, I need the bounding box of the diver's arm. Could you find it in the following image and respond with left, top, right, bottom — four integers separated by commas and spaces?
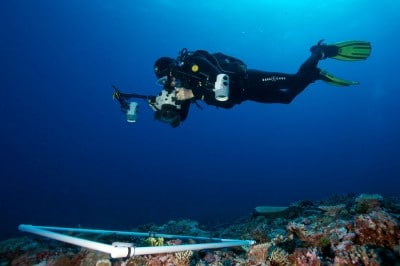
182, 54, 223, 101
112, 85, 154, 100
112, 85, 155, 112
175, 87, 194, 101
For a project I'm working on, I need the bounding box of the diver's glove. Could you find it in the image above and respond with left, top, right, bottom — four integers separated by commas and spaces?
112, 85, 122, 100
112, 85, 130, 110
175, 88, 194, 101
112, 90, 121, 100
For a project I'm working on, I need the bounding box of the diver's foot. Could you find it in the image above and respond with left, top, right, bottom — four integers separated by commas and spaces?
319, 68, 359, 86
310, 40, 338, 60
311, 40, 371, 61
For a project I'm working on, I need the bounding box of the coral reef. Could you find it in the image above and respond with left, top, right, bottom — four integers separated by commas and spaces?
174, 250, 193, 266
333, 245, 380, 265
354, 210, 400, 248
288, 248, 322, 266
246, 242, 270, 265
268, 247, 289, 266
156, 219, 209, 236
96, 258, 112, 266
352, 193, 384, 214
143, 237, 165, 247
317, 204, 347, 217
1, 193, 399, 265
131, 251, 193, 266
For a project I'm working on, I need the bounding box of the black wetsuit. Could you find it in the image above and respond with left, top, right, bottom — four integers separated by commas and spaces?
114, 50, 323, 127
170, 49, 322, 110
243, 54, 321, 104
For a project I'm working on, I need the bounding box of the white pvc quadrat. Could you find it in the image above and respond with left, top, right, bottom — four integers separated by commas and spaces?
19, 224, 255, 259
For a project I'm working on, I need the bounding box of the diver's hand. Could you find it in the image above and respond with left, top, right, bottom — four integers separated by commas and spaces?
175, 88, 194, 101
112, 85, 121, 99
112, 90, 121, 100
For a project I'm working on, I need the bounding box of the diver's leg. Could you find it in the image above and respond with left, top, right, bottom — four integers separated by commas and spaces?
242, 45, 326, 104
296, 49, 323, 76
295, 45, 360, 87
243, 50, 322, 104
242, 70, 299, 104
281, 48, 324, 100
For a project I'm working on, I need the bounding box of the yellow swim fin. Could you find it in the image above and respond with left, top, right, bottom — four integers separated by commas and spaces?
311, 40, 372, 61
319, 69, 359, 86
328, 40, 371, 61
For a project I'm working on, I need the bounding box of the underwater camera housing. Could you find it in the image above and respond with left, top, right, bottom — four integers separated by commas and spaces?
149, 90, 182, 127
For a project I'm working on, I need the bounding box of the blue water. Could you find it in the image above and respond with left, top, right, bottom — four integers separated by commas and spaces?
1, 0, 399, 240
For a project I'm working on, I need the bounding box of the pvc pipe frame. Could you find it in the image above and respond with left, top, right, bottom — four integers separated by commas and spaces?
19, 224, 255, 259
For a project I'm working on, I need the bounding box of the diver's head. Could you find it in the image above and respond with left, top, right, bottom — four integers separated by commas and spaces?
154, 57, 176, 84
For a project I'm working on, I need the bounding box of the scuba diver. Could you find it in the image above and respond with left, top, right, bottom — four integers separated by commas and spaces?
113, 40, 371, 127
